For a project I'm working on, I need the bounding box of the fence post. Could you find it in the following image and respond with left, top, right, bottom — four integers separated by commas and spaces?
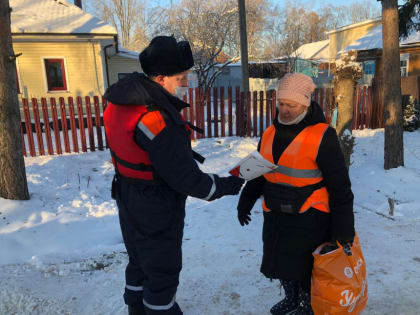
22, 99, 36, 157
220, 87, 225, 137
367, 86, 372, 129
31, 98, 45, 156
85, 96, 95, 151
188, 88, 195, 140
50, 98, 62, 154
251, 91, 257, 137
41, 98, 54, 155
236, 87, 241, 136
59, 97, 71, 153
93, 96, 104, 151
68, 97, 79, 153
101, 97, 109, 149
265, 90, 271, 128
271, 90, 277, 124
228, 87, 233, 137
194, 88, 201, 139
213, 87, 219, 138
206, 89, 212, 138
76, 96, 87, 152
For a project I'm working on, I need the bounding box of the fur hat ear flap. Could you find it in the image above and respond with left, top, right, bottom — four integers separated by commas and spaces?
139, 36, 194, 76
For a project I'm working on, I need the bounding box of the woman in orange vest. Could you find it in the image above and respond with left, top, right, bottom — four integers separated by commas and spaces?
236, 73, 355, 315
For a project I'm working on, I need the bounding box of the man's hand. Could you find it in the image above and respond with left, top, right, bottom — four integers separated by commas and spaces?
221, 176, 245, 196
238, 208, 251, 226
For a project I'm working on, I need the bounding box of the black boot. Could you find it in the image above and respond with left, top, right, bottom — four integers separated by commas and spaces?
270, 280, 299, 315
294, 286, 314, 315
128, 304, 146, 315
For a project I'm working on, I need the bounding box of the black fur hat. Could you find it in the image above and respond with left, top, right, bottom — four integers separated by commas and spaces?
139, 36, 194, 76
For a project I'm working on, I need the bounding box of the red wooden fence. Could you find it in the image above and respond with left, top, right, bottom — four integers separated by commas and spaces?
19, 86, 374, 157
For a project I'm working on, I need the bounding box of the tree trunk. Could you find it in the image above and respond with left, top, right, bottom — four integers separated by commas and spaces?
0, 1, 29, 200
335, 77, 355, 168
382, 0, 404, 169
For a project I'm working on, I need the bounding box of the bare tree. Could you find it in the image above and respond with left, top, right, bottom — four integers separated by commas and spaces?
163, 0, 240, 94
225, 0, 270, 60
381, 0, 404, 169
90, 0, 158, 51
0, 0, 29, 200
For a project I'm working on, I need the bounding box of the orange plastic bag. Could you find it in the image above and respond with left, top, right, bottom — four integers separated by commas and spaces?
311, 235, 368, 315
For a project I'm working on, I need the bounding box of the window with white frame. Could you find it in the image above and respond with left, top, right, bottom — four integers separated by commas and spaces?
400, 54, 409, 77
44, 58, 68, 91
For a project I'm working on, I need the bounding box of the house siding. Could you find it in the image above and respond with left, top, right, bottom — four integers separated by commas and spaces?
108, 55, 142, 85
408, 52, 420, 76
329, 20, 381, 60
13, 40, 105, 99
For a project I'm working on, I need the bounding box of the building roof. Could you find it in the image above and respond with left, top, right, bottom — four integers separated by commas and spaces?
117, 47, 140, 60
10, 0, 117, 35
341, 24, 420, 53
326, 17, 381, 35
293, 40, 330, 62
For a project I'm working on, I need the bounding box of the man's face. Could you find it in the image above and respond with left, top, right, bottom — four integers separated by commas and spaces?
278, 98, 307, 123
156, 71, 189, 95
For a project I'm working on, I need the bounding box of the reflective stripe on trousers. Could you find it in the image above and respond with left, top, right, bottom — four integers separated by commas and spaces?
143, 294, 176, 311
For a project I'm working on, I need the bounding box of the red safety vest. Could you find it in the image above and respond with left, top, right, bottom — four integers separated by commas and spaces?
104, 102, 157, 182
260, 123, 330, 214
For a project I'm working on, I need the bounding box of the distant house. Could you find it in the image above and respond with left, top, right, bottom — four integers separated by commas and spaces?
327, 18, 420, 85
292, 40, 330, 78
11, 0, 142, 100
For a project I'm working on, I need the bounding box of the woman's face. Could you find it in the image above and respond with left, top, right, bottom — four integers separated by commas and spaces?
277, 98, 307, 123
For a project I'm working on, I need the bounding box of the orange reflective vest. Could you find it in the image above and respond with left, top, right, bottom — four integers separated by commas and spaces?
260, 123, 330, 214
104, 102, 158, 182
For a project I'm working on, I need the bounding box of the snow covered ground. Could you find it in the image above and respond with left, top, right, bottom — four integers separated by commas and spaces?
1, 130, 419, 315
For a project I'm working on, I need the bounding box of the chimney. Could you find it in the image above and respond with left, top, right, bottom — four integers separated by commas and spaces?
74, 0, 82, 9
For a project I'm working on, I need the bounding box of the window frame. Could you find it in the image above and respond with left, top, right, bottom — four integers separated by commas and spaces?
42, 57, 69, 92
400, 53, 409, 77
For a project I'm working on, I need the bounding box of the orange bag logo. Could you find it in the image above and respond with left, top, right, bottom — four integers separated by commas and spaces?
311, 235, 368, 315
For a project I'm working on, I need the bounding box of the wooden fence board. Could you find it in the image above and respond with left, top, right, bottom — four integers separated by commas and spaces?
85, 96, 95, 151
68, 97, 79, 153
41, 98, 54, 155
228, 87, 233, 137
93, 96, 104, 151
76, 96, 87, 152
213, 87, 218, 138
220, 87, 225, 137
22, 99, 35, 157
59, 97, 71, 153
50, 98, 62, 155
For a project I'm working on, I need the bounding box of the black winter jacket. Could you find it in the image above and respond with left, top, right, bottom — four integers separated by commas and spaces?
104, 72, 235, 201
237, 101, 355, 281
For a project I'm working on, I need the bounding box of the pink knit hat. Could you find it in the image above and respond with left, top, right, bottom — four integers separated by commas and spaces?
277, 73, 316, 107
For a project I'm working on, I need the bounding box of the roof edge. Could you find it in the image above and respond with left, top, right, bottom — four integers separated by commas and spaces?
327, 17, 382, 35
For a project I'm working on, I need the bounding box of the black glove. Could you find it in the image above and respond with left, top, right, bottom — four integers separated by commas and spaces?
238, 207, 251, 226
219, 176, 245, 196
336, 236, 354, 256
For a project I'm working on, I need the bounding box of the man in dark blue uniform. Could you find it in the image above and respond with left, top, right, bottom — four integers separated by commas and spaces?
103, 36, 244, 315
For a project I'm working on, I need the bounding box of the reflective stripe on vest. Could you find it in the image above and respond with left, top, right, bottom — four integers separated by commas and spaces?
104, 103, 156, 181
260, 123, 330, 214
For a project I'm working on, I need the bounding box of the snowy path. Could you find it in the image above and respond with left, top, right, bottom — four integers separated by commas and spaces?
1, 132, 420, 315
